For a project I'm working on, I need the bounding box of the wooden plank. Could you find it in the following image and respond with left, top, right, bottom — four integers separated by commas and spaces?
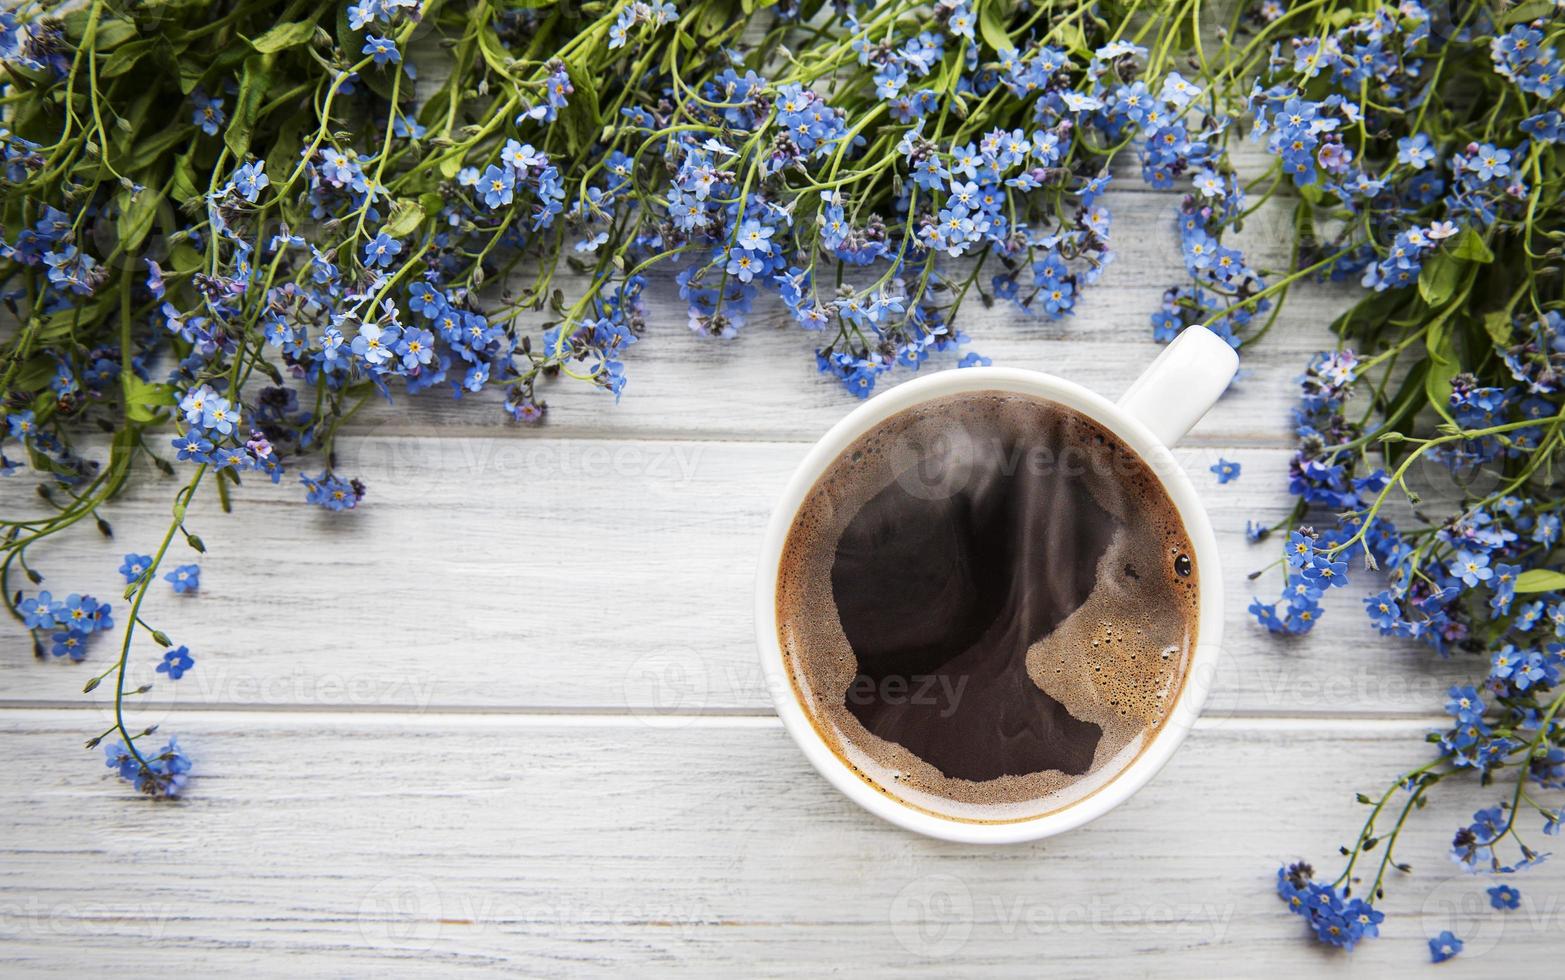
0, 710, 1554, 976
0, 442, 1478, 717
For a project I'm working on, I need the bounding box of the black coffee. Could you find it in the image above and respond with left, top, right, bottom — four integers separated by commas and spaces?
776, 391, 1199, 822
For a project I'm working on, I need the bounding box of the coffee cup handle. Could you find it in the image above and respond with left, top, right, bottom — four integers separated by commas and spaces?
1115, 326, 1240, 447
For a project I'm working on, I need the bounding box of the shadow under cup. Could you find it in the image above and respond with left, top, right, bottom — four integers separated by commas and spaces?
768, 383, 1215, 832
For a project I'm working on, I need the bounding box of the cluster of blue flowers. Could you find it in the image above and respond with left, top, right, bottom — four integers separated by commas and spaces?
17, 590, 114, 661
130, 4, 634, 505
299, 471, 366, 511
1246, 350, 1382, 635
0, 405, 105, 483
347, 0, 422, 31
19, 546, 201, 795
620, 19, 1272, 400
1450, 800, 1555, 876
18, 552, 201, 663
1139, 101, 1268, 344
1142, 4, 1563, 355
1248, 524, 1359, 636
1442, 678, 1563, 871
1257, 325, 1565, 948
22, 209, 103, 297
1275, 801, 1544, 957
608, 1, 678, 49
645, 65, 930, 396
1275, 862, 1384, 951
169, 383, 284, 483
1492, 23, 1565, 99
0, 10, 65, 75
1243, 5, 1560, 293
7, 0, 673, 516
104, 737, 191, 799
1144, 74, 1270, 349
1261, 315, 1565, 658
1246, 3, 1565, 937
1245, 6, 1565, 927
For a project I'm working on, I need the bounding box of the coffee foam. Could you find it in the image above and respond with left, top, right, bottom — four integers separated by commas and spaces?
775, 391, 1200, 823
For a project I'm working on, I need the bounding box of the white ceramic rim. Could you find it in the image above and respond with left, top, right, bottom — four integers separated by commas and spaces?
754, 366, 1224, 844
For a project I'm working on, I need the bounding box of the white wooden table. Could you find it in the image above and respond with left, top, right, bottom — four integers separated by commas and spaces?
3, 184, 1559, 976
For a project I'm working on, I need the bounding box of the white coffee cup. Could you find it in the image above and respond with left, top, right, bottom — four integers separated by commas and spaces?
755, 326, 1240, 843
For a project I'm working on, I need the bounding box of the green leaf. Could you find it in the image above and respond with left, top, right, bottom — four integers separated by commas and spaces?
93, 18, 138, 51
35, 295, 114, 343
10, 354, 58, 392
476, 26, 512, 75
559, 60, 600, 157
1375, 358, 1429, 470
1449, 227, 1494, 264
1424, 358, 1459, 426
115, 184, 164, 254
249, 20, 319, 54
64, 12, 138, 51
177, 54, 204, 95
1378, 358, 1429, 434
168, 242, 204, 276
170, 151, 200, 206
1418, 250, 1463, 308
1056, 18, 1087, 55
1514, 570, 1565, 595
1331, 283, 1409, 346
1502, 0, 1555, 25
224, 55, 272, 160
139, 0, 212, 11
117, 124, 193, 173
978, 2, 1012, 53
381, 198, 426, 239
122, 375, 176, 424
265, 107, 311, 186
1483, 309, 1513, 347
100, 38, 159, 78
1423, 311, 1460, 425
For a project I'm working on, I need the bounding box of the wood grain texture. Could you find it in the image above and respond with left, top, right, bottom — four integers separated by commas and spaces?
0, 442, 1475, 719
0, 710, 1556, 978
